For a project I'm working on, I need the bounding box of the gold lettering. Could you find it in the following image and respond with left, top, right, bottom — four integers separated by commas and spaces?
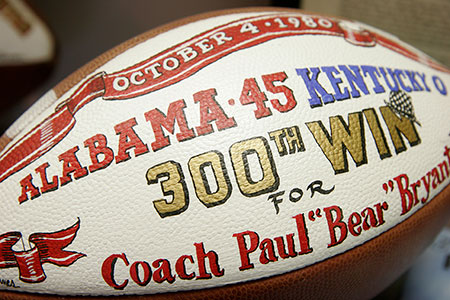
230, 137, 279, 196
146, 161, 188, 218
307, 112, 366, 174
363, 108, 391, 159
379, 106, 421, 154
188, 151, 231, 207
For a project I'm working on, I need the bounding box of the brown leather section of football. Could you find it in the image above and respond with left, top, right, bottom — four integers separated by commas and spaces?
1, 185, 449, 300
0, 135, 12, 153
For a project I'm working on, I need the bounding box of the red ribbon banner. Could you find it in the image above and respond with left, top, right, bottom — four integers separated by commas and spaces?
0, 13, 447, 183
0, 219, 85, 283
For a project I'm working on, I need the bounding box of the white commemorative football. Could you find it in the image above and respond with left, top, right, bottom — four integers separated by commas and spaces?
0, 7, 449, 300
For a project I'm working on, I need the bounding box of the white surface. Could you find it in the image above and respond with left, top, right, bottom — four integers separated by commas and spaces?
0, 9, 449, 296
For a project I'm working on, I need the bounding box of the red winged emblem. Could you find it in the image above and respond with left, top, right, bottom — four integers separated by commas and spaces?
0, 219, 85, 283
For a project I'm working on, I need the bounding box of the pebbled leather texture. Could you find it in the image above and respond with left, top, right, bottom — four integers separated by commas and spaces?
1, 184, 449, 300
1, 7, 449, 300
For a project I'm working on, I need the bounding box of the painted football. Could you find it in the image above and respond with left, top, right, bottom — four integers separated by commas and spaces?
0, 7, 449, 300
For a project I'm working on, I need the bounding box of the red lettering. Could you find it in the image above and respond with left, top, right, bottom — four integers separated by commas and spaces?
130, 261, 151, 286
145, 99, 195, 151
393, 174, 413, 215
18, 174, 40, 203
431, 167, 442, 189
84, 134, 114, 172
58, 146, 88, 185
175, 255, 195, 280
262, 72, 297, 112
348, 212, 362, 236
194, 88, 236, 135
239, 78, 272, 119
114, 118, 149, 163
151, 259, 175, 283
411, 180, 421, 206
194, 242, 224, 279
35, 162, 58, 193
361, 207, 378, 230
293, 213, 313, 254
101, 253, 129, 290
259, 238, 278, 264
274, 234, 297, 259
421, 172, 431, 203
232, 230, 259, 270
438, 161, 449, 179
324, 205, 348, 248
374, 202, 388, 226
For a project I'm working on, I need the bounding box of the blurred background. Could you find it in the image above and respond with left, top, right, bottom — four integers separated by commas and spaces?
0, 0, 449, 299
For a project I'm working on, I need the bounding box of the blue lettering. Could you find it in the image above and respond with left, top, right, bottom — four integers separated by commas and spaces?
380, 67, 400, 92
321, 66, 349, 101
361, 65, 385, 94
404, 70, 423, 91
417, 72, 430, 91
297, 65, 435, 108
393, 69, 412, 92
296, 67, 334, 107
339, 65, 369, 98
433, 75, 447, 95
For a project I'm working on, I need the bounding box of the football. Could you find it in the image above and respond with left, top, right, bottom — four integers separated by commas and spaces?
0, 0, 55, 111
0, 7, 449, 300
